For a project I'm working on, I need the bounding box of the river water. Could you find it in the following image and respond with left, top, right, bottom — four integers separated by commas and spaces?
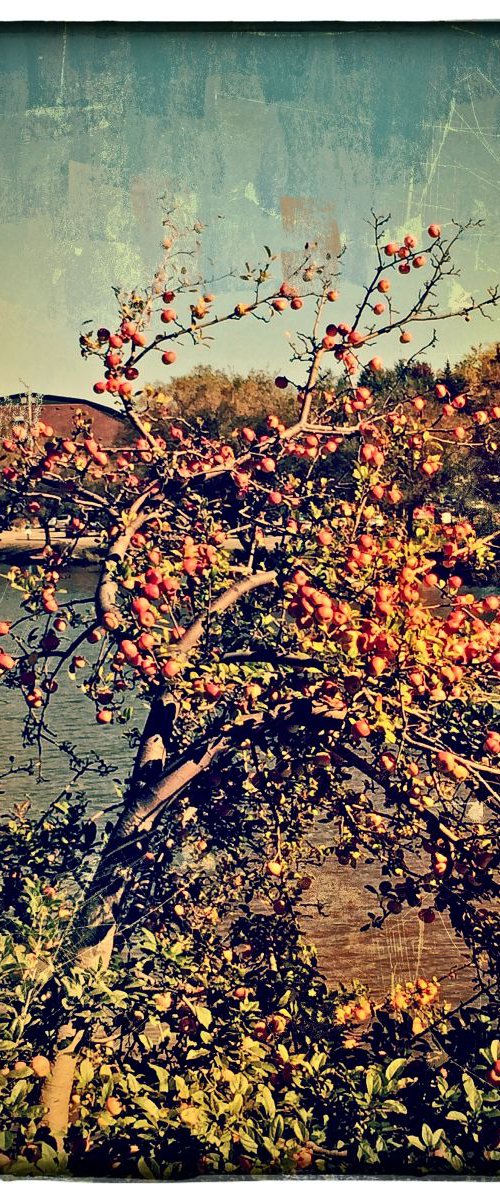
0, 560, 473, 1006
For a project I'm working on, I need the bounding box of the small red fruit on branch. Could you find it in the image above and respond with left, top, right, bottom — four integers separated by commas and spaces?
96, 709, 113, 724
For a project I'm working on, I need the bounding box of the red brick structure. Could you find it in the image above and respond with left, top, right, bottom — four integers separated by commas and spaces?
2, 395, 126, 446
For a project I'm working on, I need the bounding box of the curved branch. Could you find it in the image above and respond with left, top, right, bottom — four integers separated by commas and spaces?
174, 570, 277, 658
95, 487, 161, 622
132, 570, 278, 787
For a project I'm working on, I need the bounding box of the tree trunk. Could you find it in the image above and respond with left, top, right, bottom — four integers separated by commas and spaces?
40, 1024, 84, 1148
40, 723, 228, 1138
41, 548, 278, 1138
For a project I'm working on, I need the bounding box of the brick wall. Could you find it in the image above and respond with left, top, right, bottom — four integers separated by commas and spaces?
40, 401, 125, 446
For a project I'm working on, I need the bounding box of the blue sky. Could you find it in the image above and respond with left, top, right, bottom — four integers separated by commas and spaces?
1, 22, 500, 400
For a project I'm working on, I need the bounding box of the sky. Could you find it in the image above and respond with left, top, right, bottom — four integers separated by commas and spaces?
1, 21, 500, 402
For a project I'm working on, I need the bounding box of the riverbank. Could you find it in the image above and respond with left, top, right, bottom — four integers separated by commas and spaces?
0, 528, 104, 565
0, 528, 248, 567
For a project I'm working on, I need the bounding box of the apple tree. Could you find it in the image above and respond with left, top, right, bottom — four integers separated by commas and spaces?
0, 211, 500, 1175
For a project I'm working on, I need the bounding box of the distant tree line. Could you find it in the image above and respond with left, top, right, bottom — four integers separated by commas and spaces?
141, 345, 500, 534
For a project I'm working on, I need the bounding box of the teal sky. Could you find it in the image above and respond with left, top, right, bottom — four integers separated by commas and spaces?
1, 21, 500, 401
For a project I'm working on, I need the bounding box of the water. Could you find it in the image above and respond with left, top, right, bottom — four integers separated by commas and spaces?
0, 560, 473, 1005
0, 563, 135, 816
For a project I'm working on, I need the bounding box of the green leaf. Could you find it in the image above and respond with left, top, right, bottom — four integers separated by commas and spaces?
366, 1067, 381, 1097
239, 1131, 258, 1154
37, 1147, 68, 1177
382, 1099, 407, 1114
137, 1096, 160, 1124
6, 1157, 33, 1177
421, 1123, 434, 1148
142, 929, 157, 953
138, 1157, 157, 1180
357, 1140, 379, 1164
152, 1065, 169, 1091
310, 1051, 326, 1071
258, 1084, 276, 1119
194, 1004, 212, 1029
271, 1114, 284, 1140
9, 1081, 27, 1104
446, 1110, 468, 1124
462, 1072, 482, 1114
385, 1057, 407, 1082
79, 1058, 94, 1088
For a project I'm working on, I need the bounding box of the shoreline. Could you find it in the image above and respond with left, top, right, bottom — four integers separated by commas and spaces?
0, 529, 104, 565
0, 529, 498, 592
